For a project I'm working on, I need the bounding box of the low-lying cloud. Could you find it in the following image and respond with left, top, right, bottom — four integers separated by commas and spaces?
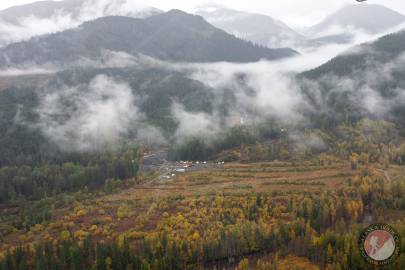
37, 75, 141, 152
172, 103, 220, 139
20, 26, 405, 153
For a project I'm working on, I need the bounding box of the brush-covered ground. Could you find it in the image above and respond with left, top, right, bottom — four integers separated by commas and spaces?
0, 120, 405, 269
0, 157, 404, 269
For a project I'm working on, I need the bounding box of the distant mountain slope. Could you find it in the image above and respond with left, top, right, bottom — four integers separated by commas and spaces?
0, 0, 161, 23
307, 4, 405, 45
0, 0, 162, 47
0, 0, 87, 23
0, 10, 297, 67
195, 6, 306, 48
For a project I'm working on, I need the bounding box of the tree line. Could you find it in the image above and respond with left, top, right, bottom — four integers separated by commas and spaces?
0, 149, 140, 204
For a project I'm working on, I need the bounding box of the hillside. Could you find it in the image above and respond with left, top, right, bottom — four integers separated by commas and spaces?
302, 30, 405, 79
299, 30, 405, 128
0, 65, 220, 166
0, 10, 297, 68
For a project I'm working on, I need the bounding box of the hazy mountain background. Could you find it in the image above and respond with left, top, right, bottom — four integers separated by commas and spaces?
195, 5, 307, 48
1, 1, 404, 52
306, 4, 405, 45
195, 4, 405, 50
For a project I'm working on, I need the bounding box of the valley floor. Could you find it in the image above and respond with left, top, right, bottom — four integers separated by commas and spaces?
0, 158, 404, 269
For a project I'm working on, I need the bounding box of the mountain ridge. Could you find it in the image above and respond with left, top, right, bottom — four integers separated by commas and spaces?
0, 10, 298, 67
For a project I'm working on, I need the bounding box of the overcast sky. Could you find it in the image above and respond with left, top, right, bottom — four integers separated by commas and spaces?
0, 0, 404, 27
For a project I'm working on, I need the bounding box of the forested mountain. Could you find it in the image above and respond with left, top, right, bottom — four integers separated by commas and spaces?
0, 10, 297, 68
299, 29, 405, 127
195, 6, 306, 48
302, 30, 405, 79
307, 4, 405, 45
3, 28, 405, 169
0, 66, 220, 166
